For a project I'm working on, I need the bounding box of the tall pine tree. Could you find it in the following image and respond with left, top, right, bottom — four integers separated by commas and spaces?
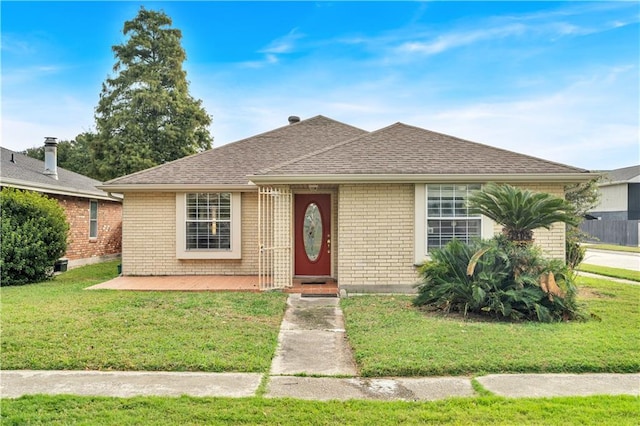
93, 7, 212, 181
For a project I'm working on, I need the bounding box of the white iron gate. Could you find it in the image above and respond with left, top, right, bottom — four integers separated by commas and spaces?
258, 186, 292, 290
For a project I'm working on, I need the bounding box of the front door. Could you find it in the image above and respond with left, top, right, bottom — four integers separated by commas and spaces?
294, 194, 331, 276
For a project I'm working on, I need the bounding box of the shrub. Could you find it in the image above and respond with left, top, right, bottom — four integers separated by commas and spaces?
1, 188, 69, 286
467, 183, 579, 245
414, 236, 583, 322
566, 226, 587, 269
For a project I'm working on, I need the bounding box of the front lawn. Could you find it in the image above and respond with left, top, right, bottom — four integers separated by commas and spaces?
1, 261, 288, 372
3, 261, 639, 378
342, 277, 640, 377
1, 395, 638, 425
578, 264, 640, 282
586, 244, 640, 254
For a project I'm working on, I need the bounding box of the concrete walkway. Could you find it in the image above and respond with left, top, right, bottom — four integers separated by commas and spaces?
1, 294, 639, 400
269, 294, 357, 376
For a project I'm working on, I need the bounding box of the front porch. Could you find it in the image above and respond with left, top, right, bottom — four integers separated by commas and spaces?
87, 275, 338, 296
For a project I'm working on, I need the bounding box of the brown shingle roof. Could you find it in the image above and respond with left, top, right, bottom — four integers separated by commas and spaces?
256, 123, 588, 176
104, 116, 368, 185
1, 147, 115, 199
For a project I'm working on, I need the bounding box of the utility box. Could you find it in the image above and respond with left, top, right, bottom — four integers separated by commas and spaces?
54, 259, 68, 272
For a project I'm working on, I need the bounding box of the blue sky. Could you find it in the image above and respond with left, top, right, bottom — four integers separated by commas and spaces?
2, 1, 638, 170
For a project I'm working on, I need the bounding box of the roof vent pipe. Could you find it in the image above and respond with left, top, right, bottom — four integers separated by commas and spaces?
43, 137, 58, 180
288, 116, 300, 124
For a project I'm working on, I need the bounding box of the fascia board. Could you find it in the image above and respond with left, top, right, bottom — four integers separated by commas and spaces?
1, 177, 121, 201
96, 183, 258, 193
247, 173, 598, 185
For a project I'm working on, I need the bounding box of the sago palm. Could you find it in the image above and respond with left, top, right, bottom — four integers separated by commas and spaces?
467, 183, 579, 245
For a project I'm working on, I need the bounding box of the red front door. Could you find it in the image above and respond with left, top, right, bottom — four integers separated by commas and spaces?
295, 194, 331, 276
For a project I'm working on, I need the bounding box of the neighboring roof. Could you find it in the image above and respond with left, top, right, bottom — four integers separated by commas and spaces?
0, 147, 119, 201
102, 115, 368, 188
100, 116, 593, 190
251, 122, 590, 182
600, 165, 640, 184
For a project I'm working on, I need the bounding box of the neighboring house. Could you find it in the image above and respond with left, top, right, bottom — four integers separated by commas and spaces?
1, 139, 122, 268
100, 116, 594, 293
581, 165, 640, 246
589, 165, 640, 220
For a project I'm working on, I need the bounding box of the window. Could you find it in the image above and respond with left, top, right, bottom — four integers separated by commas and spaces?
426, 184, 481, 252
176, 192, 242, 259
186, 193, 231, 250
89, 200, 98, 239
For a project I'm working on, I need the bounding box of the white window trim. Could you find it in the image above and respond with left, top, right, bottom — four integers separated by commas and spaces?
414, 184, 495, 264
176, 192, 242, 259
89, 200, 98, 239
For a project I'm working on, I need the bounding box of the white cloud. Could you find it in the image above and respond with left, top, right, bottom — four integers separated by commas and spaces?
260, 28, 304, 54
238, 53, 278, 69
1, 65, 64, 85
396, 23, 526, 56
352, 1, 639, 62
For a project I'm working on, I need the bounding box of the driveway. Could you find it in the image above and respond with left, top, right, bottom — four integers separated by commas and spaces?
583, 249, 640, 271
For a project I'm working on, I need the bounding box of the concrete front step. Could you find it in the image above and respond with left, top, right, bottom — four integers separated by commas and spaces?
286, 278, 339, 296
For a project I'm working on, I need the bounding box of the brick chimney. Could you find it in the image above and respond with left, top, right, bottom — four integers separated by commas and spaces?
43, 137, 58, 180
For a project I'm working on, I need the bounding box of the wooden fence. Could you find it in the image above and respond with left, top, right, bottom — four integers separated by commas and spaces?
579, 220, 640, 247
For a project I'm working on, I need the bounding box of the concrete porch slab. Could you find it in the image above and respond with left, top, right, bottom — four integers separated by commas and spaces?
86, 275, 261, 291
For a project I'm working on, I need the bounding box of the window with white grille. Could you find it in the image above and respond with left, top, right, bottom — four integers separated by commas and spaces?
186, 193, 231, 250
426, 184, 481, 252
175, 192, 241, 259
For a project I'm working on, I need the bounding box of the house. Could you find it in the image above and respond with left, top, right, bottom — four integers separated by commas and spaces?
99, 116, 593, 293
1, 139, 122, 268
589, 165, 640, 221
581, 165, 640, 246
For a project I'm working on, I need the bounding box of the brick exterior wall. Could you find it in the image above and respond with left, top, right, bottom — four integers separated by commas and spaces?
122, 192, 259, 275
337, 182, 568, 293
121, 182, 568, 288
338, 184, 418, 291
51, 195, 122, 263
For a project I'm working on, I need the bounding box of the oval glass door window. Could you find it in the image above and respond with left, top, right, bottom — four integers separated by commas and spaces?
303, 203, 323, 262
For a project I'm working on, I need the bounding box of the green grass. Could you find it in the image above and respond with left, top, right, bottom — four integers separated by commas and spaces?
586, 244, 640, 254
341, 277, 640, 377
1, 395, 638, 425
579, 264, 640, 282
1, 261, 288, 372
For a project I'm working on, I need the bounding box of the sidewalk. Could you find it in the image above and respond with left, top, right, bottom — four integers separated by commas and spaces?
577, 271, 639, 285
2, 294, 639, 401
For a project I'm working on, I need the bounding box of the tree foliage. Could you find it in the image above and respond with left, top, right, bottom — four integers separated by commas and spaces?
467, 183, 579, 245
1, 188, 69, 286
565, 178, 602, 218
92, 7, 212, 181
563, 177, 602, 268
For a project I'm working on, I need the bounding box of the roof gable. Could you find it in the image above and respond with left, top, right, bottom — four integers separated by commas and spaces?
255, 122, 588, 177
0, 147, 115, 200
104, 115, 368, 186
